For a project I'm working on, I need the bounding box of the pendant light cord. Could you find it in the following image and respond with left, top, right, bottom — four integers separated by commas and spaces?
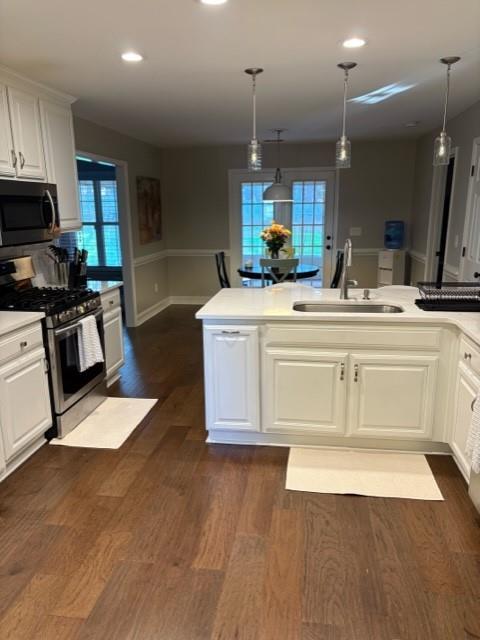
342, 69, 349, 138
441, 63, 451, 134
252, 73, 257, 140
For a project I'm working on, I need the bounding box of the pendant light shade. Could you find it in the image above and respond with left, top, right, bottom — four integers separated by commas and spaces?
336, 62, 357, 169
263, 130, 293, 203
245, 68, 263, 171
433, 56, 460, 167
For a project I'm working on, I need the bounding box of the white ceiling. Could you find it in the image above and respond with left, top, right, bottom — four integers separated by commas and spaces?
0, 0, 479, 147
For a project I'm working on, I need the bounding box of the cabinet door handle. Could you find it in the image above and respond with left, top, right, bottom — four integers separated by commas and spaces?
354, 364, 359, 382
472, 398, 477, 412
20, 341, 28, 348
221, 330, 240, 335
340, 363, 345, 381
465, 352, 472, 360
19, 151, 25, 169
44, 358, 50, 373
11, 149, 17, 168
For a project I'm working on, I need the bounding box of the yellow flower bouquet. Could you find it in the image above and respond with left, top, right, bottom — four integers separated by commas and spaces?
260, 221, 292, 258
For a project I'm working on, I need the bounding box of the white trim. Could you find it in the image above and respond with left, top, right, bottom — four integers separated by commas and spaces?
76, 149, 137, 328
460, 136, 480, 280
444, 263, 459, 280
409, 249, 427, 263
0, 63, 76, 104
167, 249, 231, 258
352, 248, 382, 256
135, 295, 210, 326
169, 295, 210, 305
135, 297, 171, 326
133, 250, 168, 267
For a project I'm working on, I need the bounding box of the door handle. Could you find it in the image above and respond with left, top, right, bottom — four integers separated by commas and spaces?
325, 245, 332, 250
474, 272, 480, 279
45, 189, 57, 233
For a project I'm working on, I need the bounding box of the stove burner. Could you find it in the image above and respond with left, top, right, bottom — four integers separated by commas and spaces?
0, 286, 100, 324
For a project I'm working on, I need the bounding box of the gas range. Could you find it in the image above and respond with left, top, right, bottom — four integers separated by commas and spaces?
0, 286, 102, 328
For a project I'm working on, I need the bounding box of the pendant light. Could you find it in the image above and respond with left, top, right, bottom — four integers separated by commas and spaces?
433, 56, 460, 166
245, 68, 263, 171
263, 129, 293, 203
336, 62, 357, 169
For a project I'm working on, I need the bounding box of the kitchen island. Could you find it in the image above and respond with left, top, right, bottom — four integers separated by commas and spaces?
196, 285, 480, 482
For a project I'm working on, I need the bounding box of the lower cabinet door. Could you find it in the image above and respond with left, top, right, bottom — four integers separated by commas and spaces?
103, 308, 125, 382
0, 348, 52, 460
451, 362, 479, 480
203, 326, 259, 431
348, 353, 438, 439
263, 349, 348, 434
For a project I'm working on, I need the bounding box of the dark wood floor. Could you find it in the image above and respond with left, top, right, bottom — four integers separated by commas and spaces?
1, 306, 480, 639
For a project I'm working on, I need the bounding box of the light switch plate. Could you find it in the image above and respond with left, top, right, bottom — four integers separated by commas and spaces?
349, 227, 362, 237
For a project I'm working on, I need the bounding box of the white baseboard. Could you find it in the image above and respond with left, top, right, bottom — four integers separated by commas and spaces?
135, 295, 211, 325
169, 295, 211, 305
135, 297, 171, 326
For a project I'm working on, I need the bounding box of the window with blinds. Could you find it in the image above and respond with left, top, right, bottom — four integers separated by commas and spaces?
59, 158, 123, 280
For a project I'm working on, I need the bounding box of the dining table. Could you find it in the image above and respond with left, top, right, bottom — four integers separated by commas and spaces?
237, 257, 320, 282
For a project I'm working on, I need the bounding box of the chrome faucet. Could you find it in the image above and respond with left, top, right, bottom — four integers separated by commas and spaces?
339, 238, 358, 299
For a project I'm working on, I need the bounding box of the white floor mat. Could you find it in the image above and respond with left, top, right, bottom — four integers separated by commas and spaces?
286, 448, 444, 500
50, 397, 157, 449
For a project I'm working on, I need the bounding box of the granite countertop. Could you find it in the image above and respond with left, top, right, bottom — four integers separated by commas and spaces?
196, 285, 480, 347
0, 311, 45, 337
87, 281, 123, 294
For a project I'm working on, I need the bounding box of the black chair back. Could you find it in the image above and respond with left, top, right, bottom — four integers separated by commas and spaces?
330, 250, 344, 288
215, 251, 231, 288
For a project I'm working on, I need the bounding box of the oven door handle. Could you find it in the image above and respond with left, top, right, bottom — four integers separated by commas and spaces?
45, 189, 57, 234
54, 309, 103, 337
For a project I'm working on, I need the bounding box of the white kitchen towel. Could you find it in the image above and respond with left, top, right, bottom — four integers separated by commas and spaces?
466, 395, 480, 474
286, 448, 444, 500
77, 315, 104, 372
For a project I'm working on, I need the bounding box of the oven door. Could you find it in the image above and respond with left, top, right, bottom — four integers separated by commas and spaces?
47, 308, 106, 415
0, 180, 59, 247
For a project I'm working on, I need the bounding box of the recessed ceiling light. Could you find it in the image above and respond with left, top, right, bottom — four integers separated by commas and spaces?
343, 37, 366, 49
199, 0, 228, 5
121, 51, 143, 62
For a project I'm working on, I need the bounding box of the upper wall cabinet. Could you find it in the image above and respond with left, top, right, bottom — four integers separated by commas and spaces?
0, 85, 16, 177
7, 87, 46, 180
40, 100, 81, 231
0, 67, 81, 232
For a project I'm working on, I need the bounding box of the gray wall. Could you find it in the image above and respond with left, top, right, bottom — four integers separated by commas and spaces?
411, 100, 480, 273
162, 139, 417, 294
73, 117, 169, 317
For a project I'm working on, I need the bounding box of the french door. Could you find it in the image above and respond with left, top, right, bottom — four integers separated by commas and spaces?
460, 138, 480, 282
229, 168, 336, 287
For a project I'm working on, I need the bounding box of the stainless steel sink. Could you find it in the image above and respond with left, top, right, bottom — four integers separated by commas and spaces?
293, 302, 404, 313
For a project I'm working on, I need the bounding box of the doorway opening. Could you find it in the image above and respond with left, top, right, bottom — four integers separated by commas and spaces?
435, 154, 456, 283
59, 151, 137, 327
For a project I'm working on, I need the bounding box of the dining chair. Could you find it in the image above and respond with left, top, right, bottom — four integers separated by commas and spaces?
260, 258, 299, 287
215, 251, 231, 288
330, 250, 344, 288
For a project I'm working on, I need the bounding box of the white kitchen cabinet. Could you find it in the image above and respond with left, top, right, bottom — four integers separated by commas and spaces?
348, 353, 438, 439
263, 348, 347, 434
7, 87, 46, 180
103, 307, 125, 385
0, 83, 16, 177
40, 99, 81, 230
0, 346, 52, 461
203, 325, 259, 431
451, 362, 479, 481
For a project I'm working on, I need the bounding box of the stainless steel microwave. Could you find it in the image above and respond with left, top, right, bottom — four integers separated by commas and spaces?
0, 180, 59, 247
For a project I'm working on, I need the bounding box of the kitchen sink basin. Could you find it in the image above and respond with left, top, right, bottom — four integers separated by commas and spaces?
293, 302, 404, 313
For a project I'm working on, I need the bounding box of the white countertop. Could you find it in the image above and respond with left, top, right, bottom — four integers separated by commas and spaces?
196, 285, 480, 347
0, 311, 45, 337
87, 281, 123, 294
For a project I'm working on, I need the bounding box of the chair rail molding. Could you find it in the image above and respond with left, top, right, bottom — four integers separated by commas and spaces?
133, 249, 230, 268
